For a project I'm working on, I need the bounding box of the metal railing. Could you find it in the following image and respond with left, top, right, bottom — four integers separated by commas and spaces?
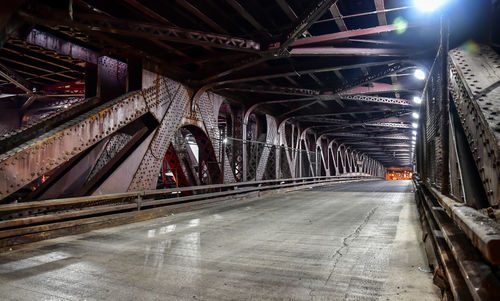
0, 174, 377, 250
415, 178, 500, 300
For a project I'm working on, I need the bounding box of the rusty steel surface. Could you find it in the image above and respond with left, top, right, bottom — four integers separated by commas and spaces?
419, 182, 500, 300
427, 185, 500, 265
0, 91, 148, 201
449, 45, 500, 207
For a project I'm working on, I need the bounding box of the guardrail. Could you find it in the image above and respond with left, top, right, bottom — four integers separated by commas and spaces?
414, 179, 500, 300
0, 174, 377, 250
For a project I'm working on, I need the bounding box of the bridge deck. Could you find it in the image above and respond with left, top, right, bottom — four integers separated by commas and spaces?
0, 180, 439, 300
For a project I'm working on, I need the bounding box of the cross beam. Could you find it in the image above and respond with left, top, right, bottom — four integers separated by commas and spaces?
21, 7, 261, 52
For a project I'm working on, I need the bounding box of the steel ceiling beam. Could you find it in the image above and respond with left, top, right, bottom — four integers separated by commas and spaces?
224, 0, 269, 36
329, 3, 347, 31
219, 85, 320, 96
0, 62, 33, 93
340, 95, 412, 106
342, 82, 419, 95
215, 60, 404, 85
278, 0, 339, 49
25, 29, 99, 65
364, 122, 411, 129
374, 0, 388, 26
21, 8, 261, 52
122, 0, 174, 25
315, 5, 413, 24
275, 0, 298, 20
289, 47, 411, 56
290, 23, 419, 47
177, 0, 227, 33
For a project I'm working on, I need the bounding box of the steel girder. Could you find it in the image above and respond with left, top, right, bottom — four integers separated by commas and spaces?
340, 95, 412, 106
0, 91, 149, 200
277, 0, 339, 49
289, 47, 411, 56
342, 82, 419, 95
290, 23, 419, 47
25, 29, 99, 65
221, 85, 320, 96
449, 45, 500, 206
364, 122, 411, 129
21, 7, 261, 52
215, 60, 404, 85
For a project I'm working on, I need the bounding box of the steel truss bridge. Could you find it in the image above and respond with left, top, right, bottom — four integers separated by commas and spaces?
0, 0, 499, 299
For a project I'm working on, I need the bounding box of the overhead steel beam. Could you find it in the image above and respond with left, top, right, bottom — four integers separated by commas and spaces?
224, 0, 269, 36
0, 62, 33, 93
275, 0, 298, 20
278, 100, 322, 117
374, 0, 388, 26
293, 107, 399, 117
177, 0, 227, 33
315, 6, 413, 24
219, 85, 320, 96
340, 94, 413, 106
329, 3, 347, 31
217, 63, 409, 108
289, 47, 411, 56
294, 117, 349, 124
309, 73, 325, 87
374, 135, 412, 140
215, 59, 403, 85
342, 82, 419, 95
122, 0, 174, 25
291, 23, 418, 47
25, 29, 99, 65
278, 0, 339, 49
364, 122, 411, 129
21, 8, 261, 52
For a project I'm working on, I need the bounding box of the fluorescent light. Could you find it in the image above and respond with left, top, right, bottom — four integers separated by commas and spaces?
412, 122, 418, 128
412, 112, 420, 119
412, 130, 417, 135
413, 96, 422, 104
412, 136, 416, 140
415, 0, 450, 12
223, 138, 228, 144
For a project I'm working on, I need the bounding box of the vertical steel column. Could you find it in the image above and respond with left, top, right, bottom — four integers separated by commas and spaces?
440, 16, 450, 195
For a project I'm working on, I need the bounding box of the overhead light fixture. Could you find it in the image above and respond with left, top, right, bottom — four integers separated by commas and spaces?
414, 0, 449, 13
412, 112, 420, 119
412, 122, 419, 128
412, 136, 417, 140
412, 130, 417, 135
414, 69, 426, 80
223, 138, 228, 144
413, 96, 422, 104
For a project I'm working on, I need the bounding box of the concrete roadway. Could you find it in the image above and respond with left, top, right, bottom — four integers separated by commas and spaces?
0, 180, 440, 300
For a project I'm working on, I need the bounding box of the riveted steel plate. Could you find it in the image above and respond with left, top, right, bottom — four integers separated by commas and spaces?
449, 45, 500, 206
0, 91, 148, 200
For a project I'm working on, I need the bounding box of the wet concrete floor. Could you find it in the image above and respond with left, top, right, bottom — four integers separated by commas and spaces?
0, 180, 440, 300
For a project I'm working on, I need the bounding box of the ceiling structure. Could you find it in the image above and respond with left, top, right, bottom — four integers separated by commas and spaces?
0, 0, 443, 167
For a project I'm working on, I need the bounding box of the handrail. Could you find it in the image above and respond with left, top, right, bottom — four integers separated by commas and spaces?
417, 181, 500, 300
426, 183, 500, 265
0, 174, 374, 213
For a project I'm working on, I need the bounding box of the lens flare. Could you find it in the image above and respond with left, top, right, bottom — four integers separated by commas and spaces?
393, 17, 408, 34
